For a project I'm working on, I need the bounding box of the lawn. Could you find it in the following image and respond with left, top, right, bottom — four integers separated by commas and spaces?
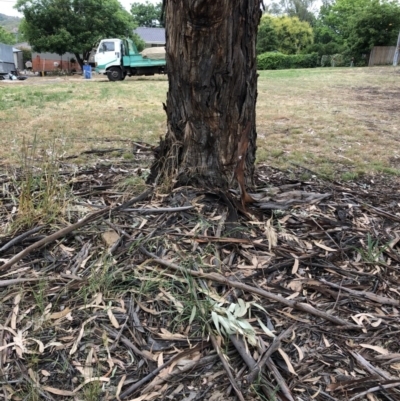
1, 66, 400, 179
0, 67, 400, 401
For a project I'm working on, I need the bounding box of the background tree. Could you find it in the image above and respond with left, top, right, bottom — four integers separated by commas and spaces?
0, 25, 15, 44
346, 0, 400, 55
257, 14, 279, 54
16, 0, 136, 68
311, 0, 400, 60
268, 0, 318, 24
130, 1, 163, 27
151, 0, 262, 194
272, 16, 313, 54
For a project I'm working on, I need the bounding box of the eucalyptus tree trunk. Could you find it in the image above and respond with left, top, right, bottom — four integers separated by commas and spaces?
152, 0, 262, 193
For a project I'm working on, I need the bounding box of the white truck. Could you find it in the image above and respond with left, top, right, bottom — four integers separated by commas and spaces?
94, 38, 166, 81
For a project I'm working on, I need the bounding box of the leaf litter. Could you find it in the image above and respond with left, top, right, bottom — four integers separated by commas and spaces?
0, 154, 399, 401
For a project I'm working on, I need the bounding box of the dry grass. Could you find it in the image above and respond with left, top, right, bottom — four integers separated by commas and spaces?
257, 66, 400, 179
1, 67, 400, 179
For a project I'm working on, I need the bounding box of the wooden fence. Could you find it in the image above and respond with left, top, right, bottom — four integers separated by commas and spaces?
368, 46, 399, 66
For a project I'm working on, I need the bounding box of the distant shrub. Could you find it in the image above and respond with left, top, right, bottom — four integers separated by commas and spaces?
321, 55, 331, 67
257, 52, 318, 70
331, 53, 345, 67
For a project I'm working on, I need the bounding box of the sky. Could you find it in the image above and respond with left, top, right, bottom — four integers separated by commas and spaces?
0, 0, 160, 18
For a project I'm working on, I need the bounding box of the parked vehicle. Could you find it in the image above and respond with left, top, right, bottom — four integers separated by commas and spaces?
94, 38, 166, 81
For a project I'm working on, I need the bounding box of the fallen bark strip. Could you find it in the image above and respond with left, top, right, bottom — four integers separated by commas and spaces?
0, 226, 43, 253
320, 279, 400, 306
140, 248, 361, 330
119, 342, 206, 399
0, 189, 152, 272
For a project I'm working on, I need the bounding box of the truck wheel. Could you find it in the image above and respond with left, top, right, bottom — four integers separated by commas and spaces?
108, 67, 122, 81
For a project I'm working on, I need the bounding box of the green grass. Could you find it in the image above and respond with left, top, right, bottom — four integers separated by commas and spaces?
1, 67, 400, 179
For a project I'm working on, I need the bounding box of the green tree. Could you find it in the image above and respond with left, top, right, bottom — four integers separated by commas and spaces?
348, 0, 400, 55
272, 15, 313, 54
0, 25, 15, 44
16, 0, 136, 67
314, 0, 400, 59
130, 1, 163, 27
257, 14, 279, 54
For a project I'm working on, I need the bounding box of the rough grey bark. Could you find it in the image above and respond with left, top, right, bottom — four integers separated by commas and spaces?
151, 0, 262, 193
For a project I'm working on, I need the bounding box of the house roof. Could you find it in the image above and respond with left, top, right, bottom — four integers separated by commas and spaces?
134, 27, 165, 44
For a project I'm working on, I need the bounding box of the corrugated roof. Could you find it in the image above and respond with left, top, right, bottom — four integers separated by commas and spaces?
134, 27, 165, 44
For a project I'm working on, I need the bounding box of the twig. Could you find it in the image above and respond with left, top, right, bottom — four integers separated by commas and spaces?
362, 204, 400, 223
0, 278, 41, 287
229, 335, 275, 400
246, 325, 294, 384
266, 358, 295, 401
350, 351, 393, 380
0, 208, 110, 272
209, 331, 245, 401
0, 226, 43, 253
119, 343, 206, 399
0, 189, 152, 272
349, 382, 400, 401
139, 354, 218, 396
102, 325, 154, 362
140, 247, 361, 330
121, 205, 194, 213
320, 279, 400, 306
331, 278, 344, 312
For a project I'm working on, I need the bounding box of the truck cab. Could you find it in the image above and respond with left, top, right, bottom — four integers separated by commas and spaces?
95, 38, 166, 81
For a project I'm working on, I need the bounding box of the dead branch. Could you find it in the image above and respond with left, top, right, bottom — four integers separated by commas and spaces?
209, 331, 245, 401
349, 381, 400, 401
0, 189, 152, 272
0, 226, 44, 253
140, 248, 361, 330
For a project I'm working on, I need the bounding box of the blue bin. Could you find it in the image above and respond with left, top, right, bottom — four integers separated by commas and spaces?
83, 65, 92, 79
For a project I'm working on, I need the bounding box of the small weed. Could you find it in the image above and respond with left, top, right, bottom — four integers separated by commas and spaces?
341, 171, 359, 181
11, 135, 69, 230
122, 152, 134, 160
32, 278, 48, 314
117, 175, 147, 193
356, 234, 388, 263
82, 380, 102, 401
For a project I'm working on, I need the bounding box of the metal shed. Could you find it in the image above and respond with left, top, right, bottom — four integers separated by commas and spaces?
0, 42, 16, 75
